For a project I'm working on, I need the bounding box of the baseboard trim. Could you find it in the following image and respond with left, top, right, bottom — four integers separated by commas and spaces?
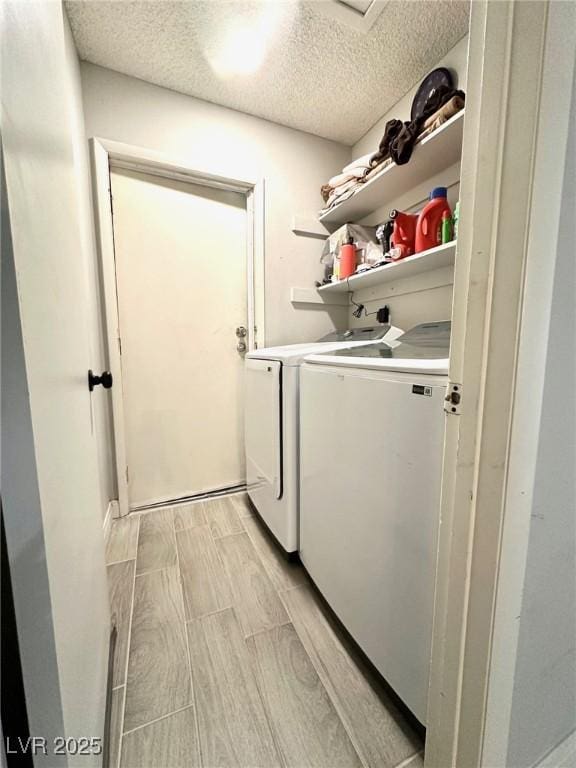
534, 730, 576, 768
131, 483, 247, 513
103, 500, 119, 539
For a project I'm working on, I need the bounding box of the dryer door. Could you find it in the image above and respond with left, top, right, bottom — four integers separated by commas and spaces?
245, 359, 282, 500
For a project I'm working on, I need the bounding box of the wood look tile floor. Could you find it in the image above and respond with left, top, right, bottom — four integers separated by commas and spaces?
106, 493, 424, 768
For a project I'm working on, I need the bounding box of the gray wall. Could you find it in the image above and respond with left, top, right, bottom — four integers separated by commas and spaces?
507, 68, 576, 768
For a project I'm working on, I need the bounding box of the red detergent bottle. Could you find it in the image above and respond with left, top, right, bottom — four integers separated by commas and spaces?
415, 187, 452, 253
389, 209, 418, 259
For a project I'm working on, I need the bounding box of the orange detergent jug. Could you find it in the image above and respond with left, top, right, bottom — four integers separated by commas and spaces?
389, 209, 418, 259
415, 187, 452, 253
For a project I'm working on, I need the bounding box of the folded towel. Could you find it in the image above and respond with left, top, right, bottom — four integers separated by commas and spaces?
320, 84, 466, 210
341, 153, 373, 175
422, 94, 465, 132
326, 171, 357, 188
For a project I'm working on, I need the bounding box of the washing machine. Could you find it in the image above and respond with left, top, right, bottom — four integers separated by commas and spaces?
299, 321, 450, 724
244, 325, 403, 553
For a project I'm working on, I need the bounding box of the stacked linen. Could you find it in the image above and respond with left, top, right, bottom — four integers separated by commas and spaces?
320, 153, 372, 214
319, 87, 465, 217
414, 93, 465, 141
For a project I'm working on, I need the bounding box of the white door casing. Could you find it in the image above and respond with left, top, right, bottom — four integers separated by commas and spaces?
111, 167, 247, 508
91, 139, 265, 515
425, 2, 576, 766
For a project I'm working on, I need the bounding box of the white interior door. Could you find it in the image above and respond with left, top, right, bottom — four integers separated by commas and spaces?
2, 0, 110, 751
110, 168, 248, 508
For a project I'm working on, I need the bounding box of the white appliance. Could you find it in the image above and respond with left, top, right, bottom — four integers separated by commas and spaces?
299, 322, 450, 724
244, 326, 402, 553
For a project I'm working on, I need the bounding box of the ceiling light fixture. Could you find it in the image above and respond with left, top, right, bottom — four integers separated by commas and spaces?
211, 24, 267, 76
206, 1, 296, 78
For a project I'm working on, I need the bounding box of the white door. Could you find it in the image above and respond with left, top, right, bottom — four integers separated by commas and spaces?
1, 0, 110, 751
110, 168, 248, 509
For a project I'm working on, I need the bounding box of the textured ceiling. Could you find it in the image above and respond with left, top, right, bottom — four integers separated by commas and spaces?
66, 0, 469, 145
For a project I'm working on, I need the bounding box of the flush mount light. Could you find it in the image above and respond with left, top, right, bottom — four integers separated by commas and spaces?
211, 25, 267, 76
206, 1, 296, 78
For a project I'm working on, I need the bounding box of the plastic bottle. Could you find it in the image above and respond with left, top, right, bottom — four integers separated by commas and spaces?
389, 209, 418, 259
441, 211, 453, 244
339, 237, 357, 279
415, 187, 452, 253
331, 256, 340, 282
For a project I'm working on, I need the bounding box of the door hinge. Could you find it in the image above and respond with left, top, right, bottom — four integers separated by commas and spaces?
444, 382, 462, 415
118, 335, 122, 355
125, 466, 129, 484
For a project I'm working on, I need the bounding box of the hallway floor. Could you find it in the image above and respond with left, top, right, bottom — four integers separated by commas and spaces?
105, 493, 424, 768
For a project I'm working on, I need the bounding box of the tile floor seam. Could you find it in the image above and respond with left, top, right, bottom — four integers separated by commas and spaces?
243, 541, 364, 766
394, 750, 424, 768
223, 519, 301, 765
210, 523, 238, 600
106, 556, 136, 567
183, 604, 236, 624
203, 498, 245, 542
110, 686, 126, 768
243, 527, 299, 592
134, 563, 175, 579
216, 530, 290, 637
246, 620, 364, 768
280, 586, 425, 767
209, 527, 245, 541
243, 618, 294, 642
210, 529, 246, 542
241, 623, 288, 768
121, 703, 196, 738
174, 523, 202, 767
277, 588, 371, 768
183, 619, 205, 768
278, 582, 306, 596
173, 521, 205, 535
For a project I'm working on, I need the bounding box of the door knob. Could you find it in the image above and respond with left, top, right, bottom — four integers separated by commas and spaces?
88, 370, 113, 392
237, 341, 247, 353
236, 326, 247, 338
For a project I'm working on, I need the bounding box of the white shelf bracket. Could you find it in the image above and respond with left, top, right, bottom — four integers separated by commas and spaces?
290, 287, 349, 307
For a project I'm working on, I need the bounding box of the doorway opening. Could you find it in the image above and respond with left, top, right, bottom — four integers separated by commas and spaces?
91, 140, 265, 516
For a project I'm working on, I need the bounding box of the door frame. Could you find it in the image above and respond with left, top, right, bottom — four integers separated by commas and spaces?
90, 137, 265, 517
425, 2, 575, 766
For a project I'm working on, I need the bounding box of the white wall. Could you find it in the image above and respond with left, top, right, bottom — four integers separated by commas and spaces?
506, 66, 576, 768
346, 36, 468, 332
80, 63, 351, 348
64, 14, 116, 513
